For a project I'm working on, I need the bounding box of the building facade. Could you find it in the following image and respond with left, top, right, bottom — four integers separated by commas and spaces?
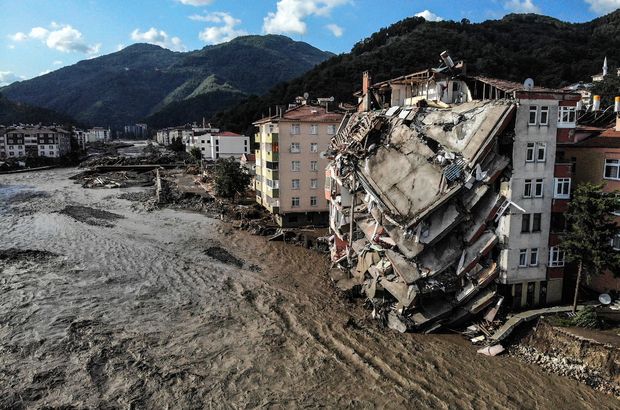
1, 126, 71, 158
254, 104, 343, 227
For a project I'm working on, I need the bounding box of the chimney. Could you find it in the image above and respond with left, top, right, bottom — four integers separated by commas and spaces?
361, 71, 373, 112
593, 95, 601, 111
614, 96, 620, 113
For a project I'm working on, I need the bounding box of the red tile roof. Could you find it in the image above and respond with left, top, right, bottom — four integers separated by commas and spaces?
254, 104, 343, 124
214, 131, 243, 137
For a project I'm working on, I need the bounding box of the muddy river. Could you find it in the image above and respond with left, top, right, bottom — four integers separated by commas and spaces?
0, 168, 617, 409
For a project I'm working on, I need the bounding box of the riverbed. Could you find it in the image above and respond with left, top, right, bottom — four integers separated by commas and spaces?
0, 168, 617, 409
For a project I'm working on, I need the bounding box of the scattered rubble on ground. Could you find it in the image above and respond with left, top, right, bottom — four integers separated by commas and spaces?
71, 170, 155, 189
58, 205, 124, 227
205, 246, 244, 268
326, 100, 517, 334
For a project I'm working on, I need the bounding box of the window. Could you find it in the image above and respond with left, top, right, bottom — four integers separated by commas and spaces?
310, 143, 318, 153
554, 178, 571, 199
310, 196, 317, 207
537, 143, 546, 162
534, 179, 544, 198
530, 248, 539, 266
539, 106, 549, 125
291, 197, 300, 208
290, 142, 301, 153
326, 125, 337, 135
8, 145, 13, 150
521, 214, 531, 233
532, 213, 541, 232
519, 249, 528, 267
291, 124, 301, 135
549, 247, 565, 267
604, 159, 620, 180
292, 179, 300, 189
526, 143, 535, 162
48, 145, 54, 149
612, 233, 620, 251
558, 106, 577, 125
310, 178, 318, 189
310, 161, 318, 171
529, 106, 538, 125
291, 160, 300, 172
310, 124, 318, 135
524, 179, 533, 198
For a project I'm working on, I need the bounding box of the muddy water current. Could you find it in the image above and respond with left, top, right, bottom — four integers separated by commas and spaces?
0, 168, 617, 409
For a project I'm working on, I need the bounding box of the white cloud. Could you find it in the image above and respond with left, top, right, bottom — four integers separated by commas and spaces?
196, 12, 248, 44
116, 44, 126, 51
263, 0, 350, 36
176, 0, 213, 5
584, 0, 620, 14
131, 28, 186, 51
415, 10, 444, 21
326, 23, 343, 37
39, 69, 52, 76
9, 24, 99, 54
8, 32, 28, 42
52, 60, 63, 66
504, 0, 541, 13
0, 71, 25, 86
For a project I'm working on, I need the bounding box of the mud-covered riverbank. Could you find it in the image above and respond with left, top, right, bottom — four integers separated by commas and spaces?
1, 168, 618, 409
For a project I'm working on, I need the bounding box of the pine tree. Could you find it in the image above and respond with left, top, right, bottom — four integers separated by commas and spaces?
561, 183, 620, 313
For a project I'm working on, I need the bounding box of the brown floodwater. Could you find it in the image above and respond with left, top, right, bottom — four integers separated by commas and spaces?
0, 167, 618, 409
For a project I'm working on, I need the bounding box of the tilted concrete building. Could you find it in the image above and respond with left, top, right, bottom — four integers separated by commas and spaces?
326, 59, 580, 331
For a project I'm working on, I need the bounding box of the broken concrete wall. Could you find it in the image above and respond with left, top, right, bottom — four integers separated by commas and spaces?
327, 100, 516, 332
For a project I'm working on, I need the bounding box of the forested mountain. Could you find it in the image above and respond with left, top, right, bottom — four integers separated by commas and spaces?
0, 35, 333, 128
213, 12, 620, 135
0, 94, 76, 126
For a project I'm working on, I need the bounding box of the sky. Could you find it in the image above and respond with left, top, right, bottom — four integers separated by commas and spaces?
1, 0, 619, 86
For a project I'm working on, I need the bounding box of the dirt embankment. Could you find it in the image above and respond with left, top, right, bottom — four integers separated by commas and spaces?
510, 319, 620, 397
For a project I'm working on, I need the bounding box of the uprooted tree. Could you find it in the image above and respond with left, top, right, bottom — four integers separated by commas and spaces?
561, 182, 620, 313
212, 157, 251, 202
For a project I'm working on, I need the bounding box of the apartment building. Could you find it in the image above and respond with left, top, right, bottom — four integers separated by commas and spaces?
254, 104, 343, 227
87, 127, 111, 143
2, 126, 72, 158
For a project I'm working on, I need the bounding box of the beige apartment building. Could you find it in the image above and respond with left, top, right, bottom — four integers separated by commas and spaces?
253, 104, 343, 227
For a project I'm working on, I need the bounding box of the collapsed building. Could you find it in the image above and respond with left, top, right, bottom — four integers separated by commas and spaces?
326, 54, 581, 332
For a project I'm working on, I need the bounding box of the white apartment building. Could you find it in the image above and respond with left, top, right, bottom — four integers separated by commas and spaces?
2, 126, 72, 158
87, 127, 111, 143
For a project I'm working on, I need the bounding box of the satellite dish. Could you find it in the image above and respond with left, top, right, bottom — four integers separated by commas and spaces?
523, 78, 535, 91
303, 92, 310, 100
599, 293, 612, 305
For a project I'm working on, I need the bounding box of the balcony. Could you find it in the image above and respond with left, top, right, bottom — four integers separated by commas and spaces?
265, 198, 280, 214
264, 185, 279, 198
264, 168, 279, 180
263, 150, 279, 162
264, 133, 279, 143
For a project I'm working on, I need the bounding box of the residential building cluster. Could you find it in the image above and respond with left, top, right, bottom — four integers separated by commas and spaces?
0, 125, 72, 159
156, 124, 250, 160
249, 54, 618, 330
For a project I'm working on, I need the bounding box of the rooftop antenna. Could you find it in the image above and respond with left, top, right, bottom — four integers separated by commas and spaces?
523, 78, 535, 91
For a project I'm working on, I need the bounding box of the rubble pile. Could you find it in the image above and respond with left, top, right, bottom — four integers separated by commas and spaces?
71, 170, 155, 189
327, 100, 517, 333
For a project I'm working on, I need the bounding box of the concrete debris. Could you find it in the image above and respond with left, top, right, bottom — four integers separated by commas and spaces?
326, 99, 517, 332
478, 344, 505, 356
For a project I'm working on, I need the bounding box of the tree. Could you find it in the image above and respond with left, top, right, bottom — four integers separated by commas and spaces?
189, 146, 202, 161
169, 136, 184, 152
590, 74, 620, 108
212, 157, 252, 202
561, 183, 620, 313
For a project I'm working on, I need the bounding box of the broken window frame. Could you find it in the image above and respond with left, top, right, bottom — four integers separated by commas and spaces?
539, 106, 549, 125
519, 249, 528, 267
529, 248, 539, 267
553, 177, 571, 199
528, 106, 538, 125
532, 213, 542, 232
604, 159, 620, 180
521, 214, 531, 233
549, 246, 565, 267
